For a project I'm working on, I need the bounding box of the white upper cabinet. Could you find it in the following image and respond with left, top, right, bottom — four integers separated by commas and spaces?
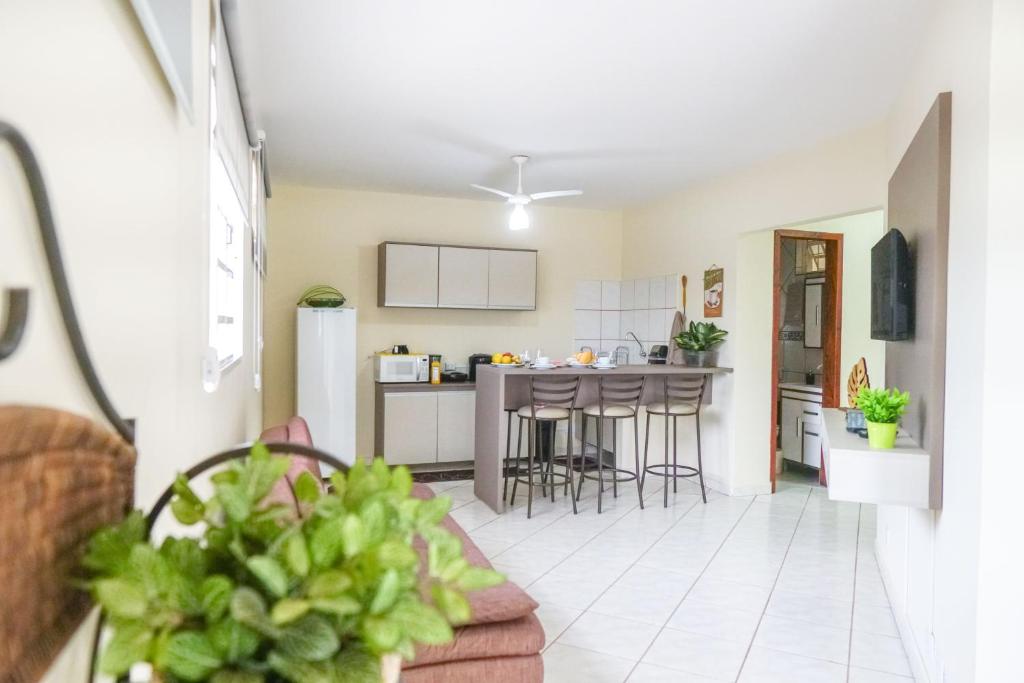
379, 243, 439, 307
379, 242, 536, 310
438, 247, 489, 308
488, 249, 537, 309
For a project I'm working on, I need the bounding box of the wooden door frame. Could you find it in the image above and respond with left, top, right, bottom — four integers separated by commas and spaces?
769, 230, 843, 491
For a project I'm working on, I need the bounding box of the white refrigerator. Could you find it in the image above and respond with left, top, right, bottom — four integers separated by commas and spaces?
296, 307, 357, 468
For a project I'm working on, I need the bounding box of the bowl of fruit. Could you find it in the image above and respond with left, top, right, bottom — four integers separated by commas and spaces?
490, 352, 523, 367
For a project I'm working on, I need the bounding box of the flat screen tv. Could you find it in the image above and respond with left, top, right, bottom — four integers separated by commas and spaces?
871, 228, 913, 340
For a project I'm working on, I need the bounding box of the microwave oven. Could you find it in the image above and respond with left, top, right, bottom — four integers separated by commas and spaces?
374, 354, 429, 383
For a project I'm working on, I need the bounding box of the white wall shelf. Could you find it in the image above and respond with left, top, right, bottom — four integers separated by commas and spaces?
821, 408, 936, 510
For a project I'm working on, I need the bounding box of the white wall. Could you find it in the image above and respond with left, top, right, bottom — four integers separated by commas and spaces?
263, 185, 623, 458
622, 124, 887, 494
974, 1, 1024, 678
874, 1, 994, 681
1, 3, 262, 679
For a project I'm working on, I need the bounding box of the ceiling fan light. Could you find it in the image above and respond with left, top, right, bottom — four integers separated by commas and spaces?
509, 204, 530, 231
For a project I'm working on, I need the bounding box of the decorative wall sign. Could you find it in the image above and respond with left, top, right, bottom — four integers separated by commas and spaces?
703, 265, 724, 317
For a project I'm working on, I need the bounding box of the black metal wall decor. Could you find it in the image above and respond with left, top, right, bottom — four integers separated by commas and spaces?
0, 120, 134, 444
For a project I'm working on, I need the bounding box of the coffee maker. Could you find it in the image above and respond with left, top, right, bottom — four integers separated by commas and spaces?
467, 353, 491, 381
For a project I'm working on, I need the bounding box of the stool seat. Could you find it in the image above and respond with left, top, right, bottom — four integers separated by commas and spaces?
582, 403, 636, 418
517, 405, 571, 420
645, 401, 698, 416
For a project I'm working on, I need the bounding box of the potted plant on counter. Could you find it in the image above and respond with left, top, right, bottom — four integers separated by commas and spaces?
856, 387, 911, 449
673, 321, 728, 367
81, 445, 504, 683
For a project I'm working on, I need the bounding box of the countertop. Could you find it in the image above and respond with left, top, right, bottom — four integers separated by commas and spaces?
375, 381, 475, 392
477, 364, 733, 377
779, 382, 822, 392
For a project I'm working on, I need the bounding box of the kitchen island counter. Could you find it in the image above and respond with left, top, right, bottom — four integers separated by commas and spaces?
473, 364, 732, 512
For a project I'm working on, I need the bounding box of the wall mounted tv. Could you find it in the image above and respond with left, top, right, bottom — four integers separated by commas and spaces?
871, 228, 914, 341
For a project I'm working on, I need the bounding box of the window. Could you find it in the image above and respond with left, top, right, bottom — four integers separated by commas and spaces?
206, 16, 252, 382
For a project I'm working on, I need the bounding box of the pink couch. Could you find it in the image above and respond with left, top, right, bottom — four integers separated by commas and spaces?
260, 418, 544, 682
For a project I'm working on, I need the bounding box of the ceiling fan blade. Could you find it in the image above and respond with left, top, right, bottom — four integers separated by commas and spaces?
470, 184, 512, 199
529, 190, 583, 200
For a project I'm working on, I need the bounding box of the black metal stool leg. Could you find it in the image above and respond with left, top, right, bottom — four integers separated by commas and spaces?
641, 412, 651, 492
503, 410, 513, 502
567, 420, 578, 514
672, 415, 679, 493
527, 418, 535, 518
548, 422, 557, 503
696, 410, 707, 503
597, 415, 604, 514
633, 414, 644, 509
576, 414, 588, 502
510, 416, 524, 506
663, 411, 669, 508
612, 419, 619, 499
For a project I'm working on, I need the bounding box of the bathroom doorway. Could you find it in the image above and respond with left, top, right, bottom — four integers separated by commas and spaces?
770, 230, 843, 489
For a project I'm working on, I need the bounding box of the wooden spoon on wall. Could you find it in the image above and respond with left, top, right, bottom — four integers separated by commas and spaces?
680, 275, 687, 315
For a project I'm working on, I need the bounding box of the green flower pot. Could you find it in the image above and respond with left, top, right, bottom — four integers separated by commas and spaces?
866, 420, 898, 449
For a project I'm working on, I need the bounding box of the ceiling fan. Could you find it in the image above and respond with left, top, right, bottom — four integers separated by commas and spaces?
471, 155, 583, 230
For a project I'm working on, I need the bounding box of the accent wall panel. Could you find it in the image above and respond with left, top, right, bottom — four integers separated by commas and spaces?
885, 92, 951, 509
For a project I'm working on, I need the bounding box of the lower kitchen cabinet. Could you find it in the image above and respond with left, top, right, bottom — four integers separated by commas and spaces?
383, 392, 438, 465
377, 386, 475, 465
779, 385, 823, 469
437, 391, 476, 462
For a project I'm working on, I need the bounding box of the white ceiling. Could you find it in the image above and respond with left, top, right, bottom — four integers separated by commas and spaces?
232, 1, 930, 209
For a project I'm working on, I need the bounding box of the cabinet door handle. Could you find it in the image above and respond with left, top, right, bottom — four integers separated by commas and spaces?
803, 410, 818, 416
795, 416, 800, 436
804, 430, 820, 437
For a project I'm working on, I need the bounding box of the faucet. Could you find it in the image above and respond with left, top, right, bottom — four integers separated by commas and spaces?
625, 332, 647, 360
613, 345, 630, 366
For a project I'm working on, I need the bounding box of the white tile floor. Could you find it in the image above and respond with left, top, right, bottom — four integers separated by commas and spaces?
427, 474, 915, 682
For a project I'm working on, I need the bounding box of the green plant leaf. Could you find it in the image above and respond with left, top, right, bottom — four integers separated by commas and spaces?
246, 555, 289, 598
311, 595, 361, 617
241, 444, 291, 504
82, 511, 146, 575
310, 517, 346, 568
375, 540, 418, 570
172, 473, 204, 506
94, 578, 147, 618
207, 618, 261, 662
268, 651, 337, 683
306, 570, 353, 598
455, 565, 506, 591
163, 631, 223, 682
368, 569, 401, 615
99, 622, 153, 676
171, 497, 204, 525
218, 483, 252, 523
389, 465, 413, 498
160, 536, 207, 582
210, 670, 265, 683
293, 471, 322, 503
276, 614, 340, 661
415, 496, 451, 528
201, 575, 234, 621
284, 533, 310, 578
334, 646, 381, 683
362, 615, 401, 652
432, 584, 471, 624
388, 599, 452, 646
230, 587, 279, 638
271, 597, 311, 625
341, 514, 366, 558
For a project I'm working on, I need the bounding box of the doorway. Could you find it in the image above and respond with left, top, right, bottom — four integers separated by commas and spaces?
769, 230, 843, 491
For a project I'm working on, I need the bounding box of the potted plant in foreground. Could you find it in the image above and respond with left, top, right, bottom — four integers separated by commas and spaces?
856, 387, 911, 449
673, 321, 728, 367
81, 445, 503, 683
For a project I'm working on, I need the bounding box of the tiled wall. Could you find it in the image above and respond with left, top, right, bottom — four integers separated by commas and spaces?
574, 275, 683, 362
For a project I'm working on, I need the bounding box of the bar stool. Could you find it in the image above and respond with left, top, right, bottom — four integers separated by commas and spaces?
642, 374, 708, 506
502, 408, 522, 502
575, 375, 646, 513
509, 376, 581, 518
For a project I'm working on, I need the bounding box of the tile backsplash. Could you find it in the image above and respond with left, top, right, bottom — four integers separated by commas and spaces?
574, 275, 683, 361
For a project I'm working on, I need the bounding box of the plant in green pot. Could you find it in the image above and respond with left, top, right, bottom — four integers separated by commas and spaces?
856, 387, 911, 449
81, 445, 504, 683
673, 321, 728, 367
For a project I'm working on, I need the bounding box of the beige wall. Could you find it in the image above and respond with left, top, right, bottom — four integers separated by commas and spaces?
1, 3, 263, 678
264, 186, 623, 457
622, 123, 887, 494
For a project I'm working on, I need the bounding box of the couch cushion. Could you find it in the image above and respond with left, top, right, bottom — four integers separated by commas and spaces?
407, 612, 545, 669
401, 654, 542, 683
